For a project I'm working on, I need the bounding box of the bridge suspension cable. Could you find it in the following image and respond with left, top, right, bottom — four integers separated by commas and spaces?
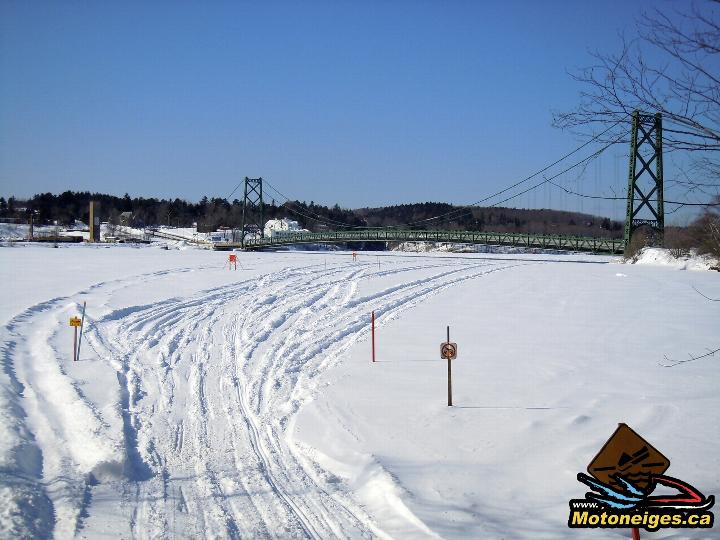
422, 131, 629, 225
262, 180, 370, 229
390, 120, 628, 228
258, 120, 630, 231
545, 180, 720, 206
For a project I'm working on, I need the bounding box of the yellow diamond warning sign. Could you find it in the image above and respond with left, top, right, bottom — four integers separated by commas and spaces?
587, 423, 670, 491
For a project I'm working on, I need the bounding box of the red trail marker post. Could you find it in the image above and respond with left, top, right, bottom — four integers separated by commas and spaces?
371, 311, 376, 362
631, 527, 640, 539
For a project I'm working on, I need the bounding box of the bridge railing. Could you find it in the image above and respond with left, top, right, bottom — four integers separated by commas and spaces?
235, 229, 624, 254
145, 227, 212, 246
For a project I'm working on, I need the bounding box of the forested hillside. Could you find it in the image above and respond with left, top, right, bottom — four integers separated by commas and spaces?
0, 191, 623, 238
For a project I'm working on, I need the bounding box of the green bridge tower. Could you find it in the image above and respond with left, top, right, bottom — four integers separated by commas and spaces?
624, 111, 664, 249
240, 177, 264, 247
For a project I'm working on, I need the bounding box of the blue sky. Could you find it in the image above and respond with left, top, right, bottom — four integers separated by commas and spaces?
0, 0, 698, 221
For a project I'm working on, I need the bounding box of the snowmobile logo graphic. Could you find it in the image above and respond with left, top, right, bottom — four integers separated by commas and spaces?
568, 423, 715, 531
577, 472, 715, 512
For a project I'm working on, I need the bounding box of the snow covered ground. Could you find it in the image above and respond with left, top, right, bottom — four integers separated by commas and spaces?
0, 223, 68, 241
630, 247, 718, 272
0, 243, 718, 539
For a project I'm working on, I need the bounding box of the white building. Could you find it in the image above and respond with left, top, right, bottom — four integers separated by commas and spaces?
263, 218, 307, 238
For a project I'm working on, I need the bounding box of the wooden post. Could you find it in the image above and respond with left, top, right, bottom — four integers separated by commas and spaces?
89, 201, 95, 243
631, 528, 640, 540
89, 201, 100, 242
371, 311, 376, 362
73, 326, 77, 362
76, 302, 87, 362
447, 325, 452, 406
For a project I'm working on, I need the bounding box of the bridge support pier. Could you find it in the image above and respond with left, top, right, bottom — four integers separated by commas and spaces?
624, 111, 664, 250
240, 177, 264, 247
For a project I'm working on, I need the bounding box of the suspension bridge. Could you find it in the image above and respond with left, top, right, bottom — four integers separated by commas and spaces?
215, 112, 681, 254
234, 229, 625, 253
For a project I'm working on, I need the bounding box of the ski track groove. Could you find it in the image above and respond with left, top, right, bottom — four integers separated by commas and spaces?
2, 257, 529, 538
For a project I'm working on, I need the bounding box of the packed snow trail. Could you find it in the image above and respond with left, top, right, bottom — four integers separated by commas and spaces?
2, 256, 525, 538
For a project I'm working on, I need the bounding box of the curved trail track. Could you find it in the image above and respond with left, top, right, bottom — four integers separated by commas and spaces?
3, 257, 524, 538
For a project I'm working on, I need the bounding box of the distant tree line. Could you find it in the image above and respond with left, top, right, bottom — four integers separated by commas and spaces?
5, 191, 720, 256
0, 191, 629, 238
354, 202, 623, 237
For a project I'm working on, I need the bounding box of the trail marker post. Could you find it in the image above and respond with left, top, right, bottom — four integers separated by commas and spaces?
371, 311, 376, 362
441, 326, 457, 406
69, 316, 81, 361
76, 302, 87, 362
229, 254, 237, 270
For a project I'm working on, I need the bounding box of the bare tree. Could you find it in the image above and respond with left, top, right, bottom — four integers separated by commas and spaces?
554, 1, 720, 182
695, 194, 720, 255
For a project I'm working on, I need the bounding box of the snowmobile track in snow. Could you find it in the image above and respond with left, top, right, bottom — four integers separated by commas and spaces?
2, 258, 527, 539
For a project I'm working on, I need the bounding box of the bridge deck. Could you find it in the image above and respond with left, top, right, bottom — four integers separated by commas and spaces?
213, 229, 624, 254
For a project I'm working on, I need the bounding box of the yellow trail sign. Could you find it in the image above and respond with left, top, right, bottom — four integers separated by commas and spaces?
69, 317, 82, 327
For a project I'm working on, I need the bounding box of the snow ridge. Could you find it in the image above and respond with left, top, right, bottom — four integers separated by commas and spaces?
1, 256, 523, 538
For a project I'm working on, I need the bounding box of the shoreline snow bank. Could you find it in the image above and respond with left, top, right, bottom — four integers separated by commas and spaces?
628, 247, 718, 271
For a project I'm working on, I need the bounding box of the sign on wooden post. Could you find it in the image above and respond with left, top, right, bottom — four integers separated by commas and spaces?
69, 316, 81, 361
441, 326, 457, 406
